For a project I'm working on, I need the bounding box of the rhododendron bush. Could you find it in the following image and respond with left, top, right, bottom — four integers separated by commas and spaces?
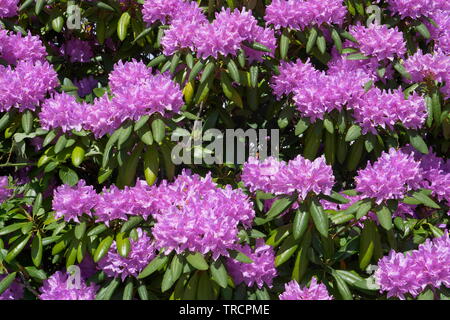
0, 0, 448, 301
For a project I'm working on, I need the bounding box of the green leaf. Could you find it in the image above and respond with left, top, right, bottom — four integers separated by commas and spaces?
210, 259, 228, 289
87, 224, 108, 237
303, 121, 323, 160
71, 146, 85, 168
306, 27, 318, 54
54, 134, 67, 154
151, 118, 166, 144
123, 279, 134, 300
295, 118, 309, 136
245, 41, 271, 52
116, 233, 131, 258
5, 234, 31, 263
132, 27, 152, 44
35, 0, 46, 15
120, 216, 144, 233
117, 12, 131, 41
346, 53, 370, 60
250, 66, 259, 88
200, 62, 216, 84
186, 252, 209, 270
293, 209, 309, 240
280, 31, 290, 60
31, 233, 43, 267
332, 271, 353, 300
188, 60, 205, 82
292, 229, 312, 282
97, 1, 116, 11
359, 221, 376, 270
93, 236, 114, 263
96, 278, 120, 300
309, 199, 329, 238
266, 196, 296, 220
51, 16, 64, 33
59, 167, 79, 186
275, 235, 299, 267
316, 34, 326, 54
229, 249, 253, 264
394, 62, 412, 80
345, 125, 362, 142
376, 205, 393, 231
331, 29, 342, 53
0, 273, 17, 295
412, 191, 440, 209
0, 222, 30, 236
137, 283, 149, 300
415, 23, 431, 39
356, 200, 372, 219
21, 110, 33, 134
183, 272, 200, 300
147, 55, 167, 68
138, 254, 169, 279
227, 60, 240, 83
408, 130, 428, 154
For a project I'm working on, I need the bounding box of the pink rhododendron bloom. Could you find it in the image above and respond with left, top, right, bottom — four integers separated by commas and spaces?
39, 271, 98, 300
0, 0, 19, 18
98, 228, 156, 281
265, 0, 346, 30
279, 278, 333, 300
355, 148, 422, 204
52, 180, 99, 223
241, 155, 334, 199
151, 170, 255, 260
226, 239, 277, 289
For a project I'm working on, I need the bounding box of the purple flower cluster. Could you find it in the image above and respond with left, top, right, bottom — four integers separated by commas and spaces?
52, 179, 158, 225
355, 148, 422, 204
151, 171, 255, 259
0, 60, 59, 112
264, 0, 346, 30
39, 271, 98, 300
74, 76, 99, 97
352, 88, 427, 134
226, 239, 277, 289
379, 0, 449, 19
0, 176, 12, 203
348, 24, 406, 61
39, 93, 85, 133
52, 171, 255, 260
375, 232, 450, 299
39, 60, 183, 137
427, 11, 450, 54
0, 29, 47, 65
271, 59, 372, 121
241, 155, 334, 200
279, 278, 333, 300
404, 146, 450, 205
403, 50, 450, 97
142, 0, 204, 25
145, 1, 275, 62
98, 228, 156, 281
0, 274, 23, 300
60, 39, 94, 63
52, 180, 99, 223
0, 0, 19, 18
